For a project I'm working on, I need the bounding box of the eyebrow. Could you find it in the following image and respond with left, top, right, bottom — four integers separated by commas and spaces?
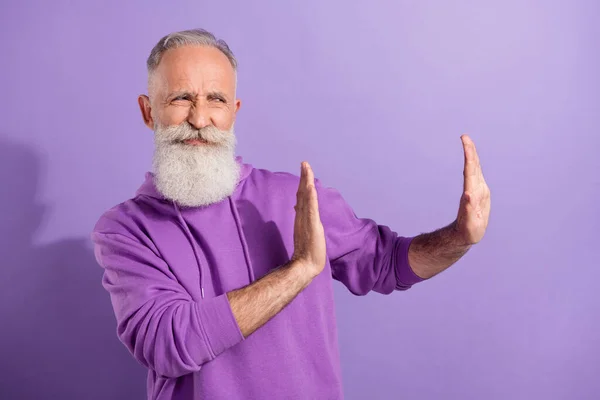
165, 90, 196, 102
165, 90, 229, 102
206, 91, 229, 102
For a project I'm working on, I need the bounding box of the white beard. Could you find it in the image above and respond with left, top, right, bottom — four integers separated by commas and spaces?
152, 122, 240, 207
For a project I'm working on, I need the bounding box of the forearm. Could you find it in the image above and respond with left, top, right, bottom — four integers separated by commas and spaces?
227, 260, 313, 338
407, 220, 471, 280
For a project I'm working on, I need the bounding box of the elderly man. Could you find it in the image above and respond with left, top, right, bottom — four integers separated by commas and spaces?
92, 29, 491, 400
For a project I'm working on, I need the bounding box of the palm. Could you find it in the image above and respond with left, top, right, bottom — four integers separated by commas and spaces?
456, 135, 491, 244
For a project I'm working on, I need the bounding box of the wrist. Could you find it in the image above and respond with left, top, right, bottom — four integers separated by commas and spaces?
449, 219, 474, 247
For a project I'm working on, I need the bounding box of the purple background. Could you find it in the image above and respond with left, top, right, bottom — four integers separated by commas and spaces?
1, 1, 598, 399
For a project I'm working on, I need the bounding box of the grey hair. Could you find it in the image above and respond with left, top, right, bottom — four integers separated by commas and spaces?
146, 29, 238, 89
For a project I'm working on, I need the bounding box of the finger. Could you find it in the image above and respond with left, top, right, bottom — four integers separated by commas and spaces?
465, 136, 487, 185
304, 162, 315, 189
469, 138, 483, 179
462, 136, 477, 189
296, 162, 307, 209
304, 163, 321, 217
300, 161, 307, 185
293, 162, 319, 223
471, 140, 481, 170
461, 135, 476, 168
474, 147, 485, 182
462, 139, 478, 194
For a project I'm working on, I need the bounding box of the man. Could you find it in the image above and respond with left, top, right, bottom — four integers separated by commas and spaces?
92, 28, 491, 400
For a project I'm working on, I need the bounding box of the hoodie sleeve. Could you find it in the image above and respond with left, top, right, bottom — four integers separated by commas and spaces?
316, 180, 426, 295
91, 230, 244, 379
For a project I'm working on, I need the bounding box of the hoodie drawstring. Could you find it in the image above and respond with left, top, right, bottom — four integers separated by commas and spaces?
229, 197, 256, 283
173, 197, 256, 300
173, 202, 205, 299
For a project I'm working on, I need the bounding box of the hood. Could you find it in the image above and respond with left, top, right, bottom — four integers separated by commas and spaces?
135, 155, 253, 200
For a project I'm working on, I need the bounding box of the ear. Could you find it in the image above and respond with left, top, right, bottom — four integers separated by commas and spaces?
234, 98, 242, 114
137, 95, 155, 130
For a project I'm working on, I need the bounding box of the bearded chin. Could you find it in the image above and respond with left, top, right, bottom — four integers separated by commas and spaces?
152, 127, 240, 207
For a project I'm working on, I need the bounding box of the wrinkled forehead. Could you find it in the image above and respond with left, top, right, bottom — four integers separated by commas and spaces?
150, 46, 237, 96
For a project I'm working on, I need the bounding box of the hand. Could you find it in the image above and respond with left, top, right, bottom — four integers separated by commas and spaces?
456, 135, 491, 245
291, 162, 327, 279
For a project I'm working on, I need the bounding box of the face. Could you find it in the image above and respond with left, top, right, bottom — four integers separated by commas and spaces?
137, 45, 243, 207
139, 45, 240, 131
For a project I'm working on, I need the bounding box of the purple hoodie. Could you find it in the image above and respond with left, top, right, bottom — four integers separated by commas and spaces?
91, 156, 424, 400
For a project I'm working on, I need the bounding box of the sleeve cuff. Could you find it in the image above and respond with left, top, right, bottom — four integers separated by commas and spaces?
395, 236, 426, 289
195, 293, 245, 360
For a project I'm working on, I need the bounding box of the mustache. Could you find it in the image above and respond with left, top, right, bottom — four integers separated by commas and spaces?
155, 122, 232, 145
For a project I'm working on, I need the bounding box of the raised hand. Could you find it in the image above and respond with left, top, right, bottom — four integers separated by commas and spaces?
291, 162, 327, 278
456, 135, 491, 245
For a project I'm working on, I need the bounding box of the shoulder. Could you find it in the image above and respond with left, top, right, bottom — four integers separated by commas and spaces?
239, 167, 302, 201
243, 165, 348, 216
246, 166, 300, 188
92, 195, 162, 240
244, 165, 335, 192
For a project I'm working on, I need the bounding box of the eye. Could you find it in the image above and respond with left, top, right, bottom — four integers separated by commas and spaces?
173, 95, 190, 102
208, 94, 227, 103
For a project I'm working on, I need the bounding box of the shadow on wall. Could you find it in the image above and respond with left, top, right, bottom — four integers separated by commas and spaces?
0, 138, 146, 399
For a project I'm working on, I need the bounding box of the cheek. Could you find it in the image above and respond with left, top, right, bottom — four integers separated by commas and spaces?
159, 107, 189, 126
210, 108, 236, 130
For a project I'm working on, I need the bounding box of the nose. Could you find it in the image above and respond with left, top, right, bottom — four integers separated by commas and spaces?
187, 105, 211, 130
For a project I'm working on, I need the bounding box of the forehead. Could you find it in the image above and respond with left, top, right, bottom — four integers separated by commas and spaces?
152, 45, 236, 94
